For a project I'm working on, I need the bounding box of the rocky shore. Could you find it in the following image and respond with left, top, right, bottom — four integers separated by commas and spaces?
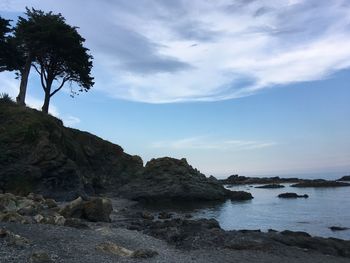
1, 193, 350, 263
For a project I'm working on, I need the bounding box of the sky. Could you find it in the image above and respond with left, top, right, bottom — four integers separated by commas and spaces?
0, 0, 349, 178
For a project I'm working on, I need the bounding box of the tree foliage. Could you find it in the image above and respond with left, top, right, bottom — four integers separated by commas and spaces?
0, 16, 22, 72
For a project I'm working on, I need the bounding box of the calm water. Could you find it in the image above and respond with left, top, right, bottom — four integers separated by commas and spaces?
193, 183, 350, 240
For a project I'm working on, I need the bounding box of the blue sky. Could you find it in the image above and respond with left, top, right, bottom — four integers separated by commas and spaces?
1, 0, 349, 178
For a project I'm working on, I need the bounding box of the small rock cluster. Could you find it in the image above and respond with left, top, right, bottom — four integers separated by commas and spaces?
0, 192, 113, 227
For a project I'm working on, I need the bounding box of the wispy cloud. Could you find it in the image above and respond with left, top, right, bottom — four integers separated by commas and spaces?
151, 136, 276, 151
1, 0, 350, 103
63, 115, 81, 127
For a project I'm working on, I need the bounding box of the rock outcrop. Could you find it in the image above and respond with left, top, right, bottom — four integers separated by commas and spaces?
118, 157, 253, 202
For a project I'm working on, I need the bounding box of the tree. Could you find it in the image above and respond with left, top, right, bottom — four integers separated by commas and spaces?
21, 9, 94, 113
0, 17, 12, 71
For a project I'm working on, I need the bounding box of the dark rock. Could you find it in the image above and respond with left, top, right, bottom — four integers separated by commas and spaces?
29, 251, 53, 263
278, 193, 309, 198
44, 199, 58, 209
0, 211, 28, 224
60, 196, 113, 222
291, 180, 350, 188
118, 157, 252, 202
329, 226, 349, 231
0, 228, 8, 238
141, 211, 154, 220
255, 184, 285, 189
227, 190, 253, 200
158, 211, 172, 220
132, 249, 158, 258
82, 197, 112, 222
59, 197, 84, 218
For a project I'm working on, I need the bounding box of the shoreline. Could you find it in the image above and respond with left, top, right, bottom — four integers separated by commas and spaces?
1, 195, 350, 263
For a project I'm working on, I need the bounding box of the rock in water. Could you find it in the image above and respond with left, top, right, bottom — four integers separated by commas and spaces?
255, 184, 285, 189
278, 193, 309, 198
291, 180, 350, 187
118, 157, 252, 202
329, 226, 349, 231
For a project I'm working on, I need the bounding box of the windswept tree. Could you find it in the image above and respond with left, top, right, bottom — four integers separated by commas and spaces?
15, 8, 94, 112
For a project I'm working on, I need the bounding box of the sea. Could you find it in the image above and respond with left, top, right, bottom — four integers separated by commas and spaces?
192, 172, 350, 240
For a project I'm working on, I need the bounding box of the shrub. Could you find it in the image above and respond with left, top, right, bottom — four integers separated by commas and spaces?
0, 93, 15, 104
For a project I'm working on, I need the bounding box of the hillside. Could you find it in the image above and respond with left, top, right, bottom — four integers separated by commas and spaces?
0, 99, 143, 200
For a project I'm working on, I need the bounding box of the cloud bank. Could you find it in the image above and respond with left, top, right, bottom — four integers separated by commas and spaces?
1, 0, 350, 103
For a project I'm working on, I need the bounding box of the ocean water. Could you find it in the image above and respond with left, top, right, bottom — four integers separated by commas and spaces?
193, 183, 350, 240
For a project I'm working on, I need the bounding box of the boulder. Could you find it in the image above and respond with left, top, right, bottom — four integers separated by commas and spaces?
0, 211, 28, 224
59, 197, 84, 218
278, 193, 309, 198
0, 193, 17, 212
82, 197, 112, 222
29, 251, 53, 263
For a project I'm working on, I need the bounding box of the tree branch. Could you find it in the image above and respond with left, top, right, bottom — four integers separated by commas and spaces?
50, 76, 70, 97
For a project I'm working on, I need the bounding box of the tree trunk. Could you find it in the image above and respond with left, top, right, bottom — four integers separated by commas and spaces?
16, 54, 32, 106
41, 90, 50, 114
41, 78, 53, 114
